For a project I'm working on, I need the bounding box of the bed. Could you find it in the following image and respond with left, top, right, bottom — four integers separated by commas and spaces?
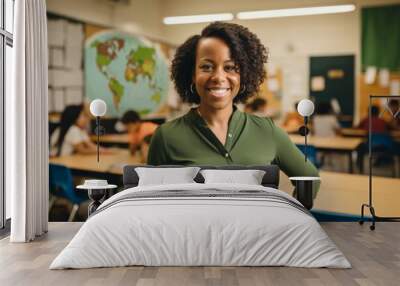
50, 165, 350, 269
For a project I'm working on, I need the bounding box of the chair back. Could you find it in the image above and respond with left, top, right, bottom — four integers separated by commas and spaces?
49, 164, 88, 204
296, 144, 319, 168
369, 133, 395, 151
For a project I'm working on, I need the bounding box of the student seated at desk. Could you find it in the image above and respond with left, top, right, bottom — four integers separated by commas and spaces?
356, 106, 395, 172
386, 99, 400, 130
121, 110, 158, 156
357, 105, 389, 133
140, 134, 153, 163
50, 104, 111, 157
312, 101, 341, 137
281, 102, 303, 133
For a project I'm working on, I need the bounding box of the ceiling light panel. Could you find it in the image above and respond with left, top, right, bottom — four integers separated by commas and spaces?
163, 13, 234, 25
237, 5, 356, 20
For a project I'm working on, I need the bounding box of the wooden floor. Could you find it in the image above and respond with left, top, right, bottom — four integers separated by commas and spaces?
1, 222, 400, 286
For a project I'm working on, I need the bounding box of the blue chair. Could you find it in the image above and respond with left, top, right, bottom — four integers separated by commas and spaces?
357, 134, 397, 176
296, 144, 320, 168
49, 163, 88, 221
370, 133, 394, 149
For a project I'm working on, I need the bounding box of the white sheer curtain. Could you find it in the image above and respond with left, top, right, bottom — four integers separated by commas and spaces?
7, 0, 48, 242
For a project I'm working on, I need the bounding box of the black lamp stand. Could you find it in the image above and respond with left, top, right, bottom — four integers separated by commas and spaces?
94, 116, 105, 162
298, 116, 310, 162
96, 116, 100, 162
359, 95, 400, 230
304, 116, 309, 162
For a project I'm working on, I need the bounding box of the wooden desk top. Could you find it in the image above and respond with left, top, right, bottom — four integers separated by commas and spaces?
341, 128, 400, 139
341, 128, 368, 137
289, 135, 363, 151
90, 134, 130, 144
49, 148, 142, 175
92, 134, 364, 151
280, 171, 400, 216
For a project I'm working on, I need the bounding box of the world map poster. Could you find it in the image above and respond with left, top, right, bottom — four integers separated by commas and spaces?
85, 25, 172, 117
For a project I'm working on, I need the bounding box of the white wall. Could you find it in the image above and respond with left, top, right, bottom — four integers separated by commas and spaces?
46, 0, 114, 26
46, 0, 165, 41
112, 0, 164, 41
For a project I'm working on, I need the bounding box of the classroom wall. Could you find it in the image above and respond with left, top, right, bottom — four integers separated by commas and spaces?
46, 0, 165, 41
112, 0, 164, 41
160, 0, 400, 119
46, 0, 400, 120
46, 0, 113, 26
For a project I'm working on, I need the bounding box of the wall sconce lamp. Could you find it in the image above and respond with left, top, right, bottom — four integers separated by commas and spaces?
89, 99, 107, 162
297, 99, 315, 162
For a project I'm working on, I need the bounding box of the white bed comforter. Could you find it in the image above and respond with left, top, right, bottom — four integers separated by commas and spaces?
50, 183, 351, 269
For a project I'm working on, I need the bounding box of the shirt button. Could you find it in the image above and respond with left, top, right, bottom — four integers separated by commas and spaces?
225, 153, 229, 158
228, 133, 232, 138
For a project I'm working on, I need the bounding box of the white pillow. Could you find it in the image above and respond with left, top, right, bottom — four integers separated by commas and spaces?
135, 167, 201, 186
200, 169, 266, 185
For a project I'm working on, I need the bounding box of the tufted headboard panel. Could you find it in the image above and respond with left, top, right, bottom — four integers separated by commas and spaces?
122, 165, 280, 189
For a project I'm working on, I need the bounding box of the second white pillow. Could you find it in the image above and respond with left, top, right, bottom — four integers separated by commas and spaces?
200, 169, 266, 185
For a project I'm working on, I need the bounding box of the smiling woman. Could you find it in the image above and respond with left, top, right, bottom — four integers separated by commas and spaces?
147, 22, 319, 197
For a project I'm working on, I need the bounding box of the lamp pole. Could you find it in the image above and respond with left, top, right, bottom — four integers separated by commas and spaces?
96, 116, 100, 162
304, 116, 308, 162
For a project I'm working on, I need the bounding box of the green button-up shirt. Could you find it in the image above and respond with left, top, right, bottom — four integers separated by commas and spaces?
148, 108, 319, 190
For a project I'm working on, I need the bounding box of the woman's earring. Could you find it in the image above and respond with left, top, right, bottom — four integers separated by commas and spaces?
190, 83, 196, 94
240, 85, 246, 94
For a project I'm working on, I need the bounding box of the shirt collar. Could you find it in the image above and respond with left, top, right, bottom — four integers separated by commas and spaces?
187, 105, 241, 126
185, 105, 244, 152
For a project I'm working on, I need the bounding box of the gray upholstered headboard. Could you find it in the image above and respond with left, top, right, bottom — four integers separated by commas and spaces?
122, 165, 280, 189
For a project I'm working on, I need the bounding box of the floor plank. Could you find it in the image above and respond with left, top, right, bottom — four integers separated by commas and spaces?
0, 222, 399, 286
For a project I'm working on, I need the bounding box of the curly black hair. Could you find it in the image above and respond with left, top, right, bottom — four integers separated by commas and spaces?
171, 22, 268, 104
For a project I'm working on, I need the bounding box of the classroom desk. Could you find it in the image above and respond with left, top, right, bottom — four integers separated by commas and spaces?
341, 128, 400, 139
96, 134, 363, 150
289, 135, 363, 173
90, 134, 130, 148
49, 148, 142, 178
89, 134, 363, 173
280, 171, 400, 217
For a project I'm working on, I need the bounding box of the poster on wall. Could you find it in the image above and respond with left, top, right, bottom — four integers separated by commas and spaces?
85, 26, 171, 117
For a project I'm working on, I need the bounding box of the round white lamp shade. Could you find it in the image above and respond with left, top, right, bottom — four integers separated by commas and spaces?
297, 99, 315, 117
90, 99, 107, 117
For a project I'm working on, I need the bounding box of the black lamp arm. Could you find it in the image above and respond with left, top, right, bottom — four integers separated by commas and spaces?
96, 116, 100, 163
304, 116, 308, 162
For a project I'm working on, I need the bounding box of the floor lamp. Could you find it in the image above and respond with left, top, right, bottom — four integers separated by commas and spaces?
359, 95, 400, 230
